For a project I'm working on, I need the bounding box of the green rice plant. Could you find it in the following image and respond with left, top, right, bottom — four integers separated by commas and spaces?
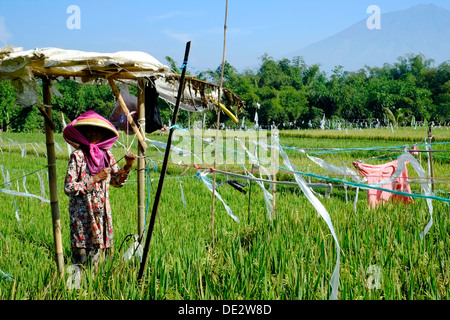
0, 128, 449, 300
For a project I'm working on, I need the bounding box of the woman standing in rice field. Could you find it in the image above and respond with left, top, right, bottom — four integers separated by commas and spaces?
63, 110, 136, 267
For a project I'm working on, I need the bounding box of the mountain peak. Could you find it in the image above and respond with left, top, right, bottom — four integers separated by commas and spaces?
288, 4, 450, 73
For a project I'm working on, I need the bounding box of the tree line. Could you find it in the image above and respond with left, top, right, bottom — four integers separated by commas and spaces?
0, 53, 449, 133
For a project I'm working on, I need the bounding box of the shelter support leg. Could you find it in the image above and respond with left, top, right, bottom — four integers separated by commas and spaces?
43, 78, 65, 276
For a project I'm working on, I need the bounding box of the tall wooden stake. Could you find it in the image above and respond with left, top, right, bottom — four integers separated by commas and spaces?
137, 79, 146, 240
138, 41, 191, 281
211, 0, 229, 243
42, 78, 64, 276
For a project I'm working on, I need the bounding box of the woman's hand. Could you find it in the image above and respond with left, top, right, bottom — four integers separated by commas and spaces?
124, 152, 137, 173
92, 167, 111, 183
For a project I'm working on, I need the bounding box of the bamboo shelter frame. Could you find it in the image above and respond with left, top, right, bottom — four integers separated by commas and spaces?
0, 46, 244, 276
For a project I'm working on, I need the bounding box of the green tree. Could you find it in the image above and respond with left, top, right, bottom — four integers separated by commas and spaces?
0, 80, 16, 132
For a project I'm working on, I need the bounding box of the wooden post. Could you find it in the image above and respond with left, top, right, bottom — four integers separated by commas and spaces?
42, 78, 65, 276
137, 79, 146, 240
138, 41, 191, 281
211, 0, 229, 243
108, 77, 147, 150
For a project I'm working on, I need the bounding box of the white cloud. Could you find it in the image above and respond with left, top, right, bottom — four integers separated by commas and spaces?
0, 16, 12, 45
148, 11, 183, 23
162, 29, 193, 43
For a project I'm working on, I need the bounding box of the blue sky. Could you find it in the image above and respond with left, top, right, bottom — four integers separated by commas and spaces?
1, 0, 450, 72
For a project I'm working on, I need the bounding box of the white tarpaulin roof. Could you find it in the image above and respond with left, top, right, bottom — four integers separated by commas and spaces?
0, 46, 243, 115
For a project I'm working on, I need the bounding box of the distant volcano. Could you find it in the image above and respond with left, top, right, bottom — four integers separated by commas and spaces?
287, 4, 450, 73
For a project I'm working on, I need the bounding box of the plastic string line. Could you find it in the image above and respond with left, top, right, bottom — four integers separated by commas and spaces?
0, 165, 49, 189
169, 126, 450, 203
278, 141, 450, 155
149, 155, 450, 184
169, 125, 448, 165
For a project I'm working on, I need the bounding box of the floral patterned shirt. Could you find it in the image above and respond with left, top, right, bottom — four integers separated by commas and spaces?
64, 149, 130, 251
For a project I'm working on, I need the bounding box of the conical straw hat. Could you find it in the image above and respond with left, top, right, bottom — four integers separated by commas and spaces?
73, 117, 118, 137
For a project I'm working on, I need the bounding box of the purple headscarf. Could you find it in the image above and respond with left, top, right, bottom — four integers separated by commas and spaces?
63, 110, 119, 175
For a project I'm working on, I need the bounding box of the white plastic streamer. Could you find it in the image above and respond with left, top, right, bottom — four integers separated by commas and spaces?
22, 170, 29, 194
37, 170, 46, 200
0, 187, 50, 203
235, 138, 273, 220
279, 147, 340, 300
178, 178, 186, 208
30, 143, 39, 157
20, 144, 26, 158
54, 140, 63, 153
304, 152, 365, 183
401, 153, 433, 239
14, 198, 21, 223
197, 171, 240, 223
1, 166, 11, 189
122, 235, 143, 262
353, 187, 359, 213
62, 113, 73, 155
5, 138, 14, 151
0, 166, 49, 203
34, 142, 47, 157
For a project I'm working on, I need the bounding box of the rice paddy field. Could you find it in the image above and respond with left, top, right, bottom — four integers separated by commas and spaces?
0, 125, 449, 301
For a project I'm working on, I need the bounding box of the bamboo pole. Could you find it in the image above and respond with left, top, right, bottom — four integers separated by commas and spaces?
138, 41, 191, 281
108, 77, 147, 150
211, 0, 229, 243
137, 79, 146, 240
42, 78, 65, 276
36, 104, 56, 130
